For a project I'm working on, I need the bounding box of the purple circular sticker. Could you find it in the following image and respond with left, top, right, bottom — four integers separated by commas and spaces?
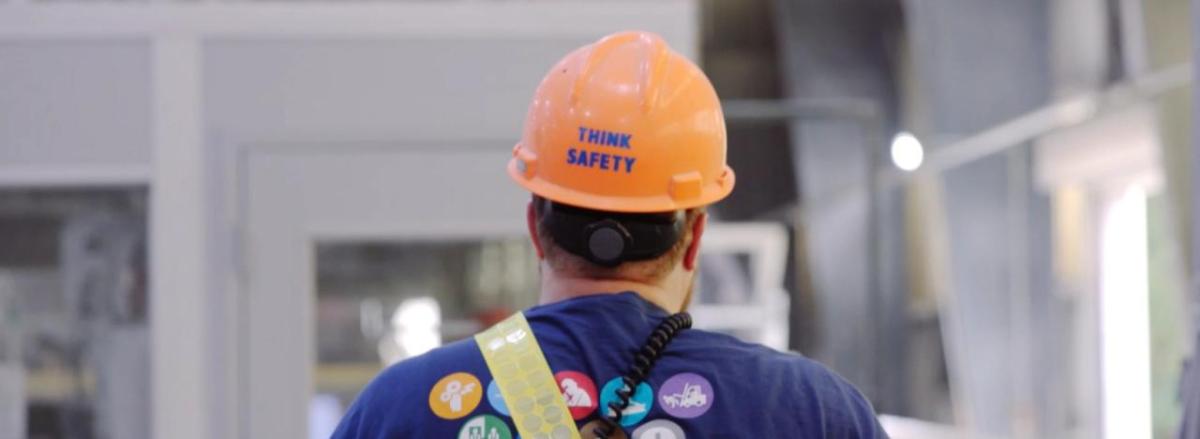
657, 373, 713, 418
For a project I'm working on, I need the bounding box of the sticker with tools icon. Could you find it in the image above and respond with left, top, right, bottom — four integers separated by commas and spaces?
430, 372, 483, 420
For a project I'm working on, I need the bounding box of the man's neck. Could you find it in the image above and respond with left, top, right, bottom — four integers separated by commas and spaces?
538, 267, 684, 313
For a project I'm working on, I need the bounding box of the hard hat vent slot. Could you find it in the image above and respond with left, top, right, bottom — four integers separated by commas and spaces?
669, 172, 703, 201
514, 148, 538, 179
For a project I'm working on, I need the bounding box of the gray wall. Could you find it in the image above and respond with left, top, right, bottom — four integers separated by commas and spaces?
0, 40, 152, 168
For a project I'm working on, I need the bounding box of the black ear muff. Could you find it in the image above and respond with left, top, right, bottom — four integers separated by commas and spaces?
537, 198, 682, 267
583, 219, 632, 267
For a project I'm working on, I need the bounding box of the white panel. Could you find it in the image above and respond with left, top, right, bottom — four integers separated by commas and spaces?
0, 40, 152, 167
1034, 105, 1160, 190
254, 146, 528, 229
203, 39, 586, 142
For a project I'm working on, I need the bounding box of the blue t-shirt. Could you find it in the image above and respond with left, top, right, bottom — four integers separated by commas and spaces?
332, 292, 887, 438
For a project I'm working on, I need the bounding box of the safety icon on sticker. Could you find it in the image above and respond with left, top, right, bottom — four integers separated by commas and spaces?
599, 377, 654, 427
554, 371, 599, 420
505, 329, 526, 343
457, 414, 513, 439
632, 419, 685, 439
430, 372, 483, 420
658, 373, 713, 419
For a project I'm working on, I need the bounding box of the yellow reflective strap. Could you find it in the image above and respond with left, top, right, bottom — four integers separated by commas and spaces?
475, 312, 582, 439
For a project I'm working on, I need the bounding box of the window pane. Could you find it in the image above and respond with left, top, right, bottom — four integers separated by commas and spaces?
314, 238, 539, 416
0, 188, 149, 439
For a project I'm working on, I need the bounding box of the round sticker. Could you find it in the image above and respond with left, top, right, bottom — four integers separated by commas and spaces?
632, 420, 685, 439
657, 373, 713, 419
598, 377, 653, 427
579, 420, 629, 439
457, 414, 512, 439
555, 371, 599, 420
429, 372, 483, 420
486, 380, 510, 416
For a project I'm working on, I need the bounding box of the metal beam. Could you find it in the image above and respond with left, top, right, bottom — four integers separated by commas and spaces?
722, 97, 881, 122
880, 63, 1192, 186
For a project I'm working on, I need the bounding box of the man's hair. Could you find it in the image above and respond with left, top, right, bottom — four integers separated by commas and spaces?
532, 195, 702, 282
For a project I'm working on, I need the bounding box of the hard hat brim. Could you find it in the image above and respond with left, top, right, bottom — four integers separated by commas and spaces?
508, 158, 735, 213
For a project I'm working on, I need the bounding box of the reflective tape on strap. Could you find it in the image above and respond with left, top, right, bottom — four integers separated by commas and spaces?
475, 312, 581, 439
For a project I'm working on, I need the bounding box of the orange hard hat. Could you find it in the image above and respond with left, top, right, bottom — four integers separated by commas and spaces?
508, 31, 735, 213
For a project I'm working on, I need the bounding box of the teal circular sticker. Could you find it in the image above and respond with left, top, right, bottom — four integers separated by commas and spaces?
486, 380, 510, 416
457, 414, 512, 439
598, 377, 654, 427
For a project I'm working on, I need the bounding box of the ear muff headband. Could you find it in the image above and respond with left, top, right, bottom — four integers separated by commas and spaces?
537, 199, 683, 267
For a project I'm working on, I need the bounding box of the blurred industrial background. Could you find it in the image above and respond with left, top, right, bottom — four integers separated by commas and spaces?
0, 0, 1196, 438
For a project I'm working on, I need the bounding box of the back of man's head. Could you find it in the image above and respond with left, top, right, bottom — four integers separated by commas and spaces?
530, 195, 704, 283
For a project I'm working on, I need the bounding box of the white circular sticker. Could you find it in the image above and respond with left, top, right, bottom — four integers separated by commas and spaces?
632, 419, 685, 439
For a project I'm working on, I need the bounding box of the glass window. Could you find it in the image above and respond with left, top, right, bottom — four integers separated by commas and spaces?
314, 238, 539, 414
0, 188, 149, 439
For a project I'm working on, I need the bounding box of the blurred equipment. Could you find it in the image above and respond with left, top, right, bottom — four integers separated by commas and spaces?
60, 214, 149, 439
691, 223, 790, 350
1184, 351, 1200, 439
0, 190, 149, 439
509, 31, 734, 214
0, 280, 25, 439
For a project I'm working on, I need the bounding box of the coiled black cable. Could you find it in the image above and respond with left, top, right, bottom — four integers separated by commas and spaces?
591, 312, 692, 438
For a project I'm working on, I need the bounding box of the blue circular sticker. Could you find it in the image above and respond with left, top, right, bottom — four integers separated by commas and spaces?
598, 377, 654, 427
486, 380, 510, 416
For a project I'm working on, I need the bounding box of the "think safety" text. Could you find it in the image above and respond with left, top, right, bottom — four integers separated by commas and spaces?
566, 126, 637, 173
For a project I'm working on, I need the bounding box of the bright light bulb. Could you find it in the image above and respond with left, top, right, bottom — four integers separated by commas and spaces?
393, 297, 441, 329
384, 297, 442, 361
890, 132, 924, 171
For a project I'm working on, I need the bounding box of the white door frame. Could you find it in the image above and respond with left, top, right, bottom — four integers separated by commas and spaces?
238, 143, 527, 439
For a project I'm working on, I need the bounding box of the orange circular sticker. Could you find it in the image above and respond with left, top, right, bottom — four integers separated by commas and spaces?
428, 372, 483, 420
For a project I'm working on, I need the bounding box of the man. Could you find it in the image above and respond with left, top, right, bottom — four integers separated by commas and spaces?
332, 31, 886, 439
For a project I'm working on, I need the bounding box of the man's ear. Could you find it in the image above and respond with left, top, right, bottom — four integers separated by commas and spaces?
527, 201, 545, 259
683, 212, 707, 271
